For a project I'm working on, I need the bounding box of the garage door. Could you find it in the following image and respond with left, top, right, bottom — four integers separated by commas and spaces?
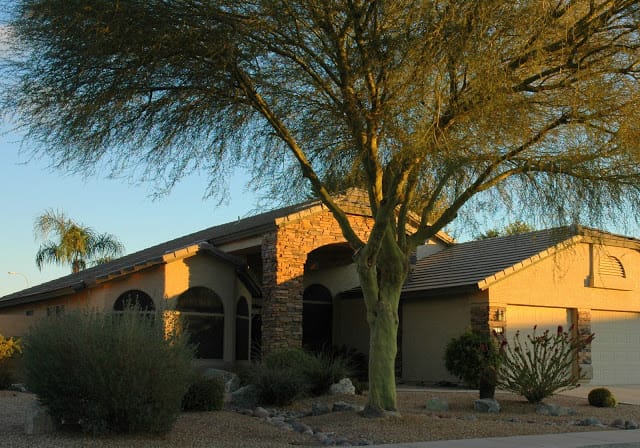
506, 305, 571, 341
591, 310, 640, 385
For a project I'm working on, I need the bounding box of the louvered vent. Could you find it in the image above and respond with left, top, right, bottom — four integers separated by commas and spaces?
600, 255, 626, 278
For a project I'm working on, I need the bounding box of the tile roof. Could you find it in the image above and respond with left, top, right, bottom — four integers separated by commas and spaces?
404, 226, 580, 293
0, 199, 323, 308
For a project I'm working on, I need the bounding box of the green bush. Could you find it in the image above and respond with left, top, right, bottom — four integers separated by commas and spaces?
252, 348, 354, 405
588, 387, 617, 408
303, 351, 353, 396
0, 335, 22, 390
497, 325, 594, 403
23, 309, 194, 434
444, 330, 500, 387
182, 375, 225, 411
252, 362, 307, 406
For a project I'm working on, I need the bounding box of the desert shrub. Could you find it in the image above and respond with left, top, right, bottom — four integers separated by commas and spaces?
497, 325, 594, 403
330, 345, 368, 381
444, 330, 500, 387
588, 387, 617, 408
252, 348, 354, 405
305, 351, 353, 396
0, 335, 22, 389
182, 375, 225, 411
23, 309, 194, 434
252, 362, 307, 406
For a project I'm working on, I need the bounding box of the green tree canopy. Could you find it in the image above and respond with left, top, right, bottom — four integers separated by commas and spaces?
3, 0, 640, 414
475, 220, 535, 240
34, 209, 125, 273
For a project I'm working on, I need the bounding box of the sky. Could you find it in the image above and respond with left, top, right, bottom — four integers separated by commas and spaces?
0, 129, 259, 297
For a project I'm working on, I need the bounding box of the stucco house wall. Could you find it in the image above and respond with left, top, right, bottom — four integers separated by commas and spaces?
401, 293, 476, 384
488, 243, 640, 313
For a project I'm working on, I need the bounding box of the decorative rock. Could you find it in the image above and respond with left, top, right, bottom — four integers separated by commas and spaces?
253, 407, 269, 418
202, 368, 241, 393
473, 398, 500, 413
312, 402, 332, 416
572, 417, 603, 427
330, 378, 356, 395
230, 384, 259, 409
425, 397, 449, 412
611, 418, 625, 429
536, 403, 576, 416
290, 420, 313, 435
9, 384, 28, 393
332, 401, 360, 412
24, 402, 55, 435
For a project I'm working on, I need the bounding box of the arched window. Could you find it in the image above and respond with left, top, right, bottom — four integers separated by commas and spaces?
113, 290, 155, 311
302, 284, 333, 352
177, 287, 224, 359
235, 297, 250, 361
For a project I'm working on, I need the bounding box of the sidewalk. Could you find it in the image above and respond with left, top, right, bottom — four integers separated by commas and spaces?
367, 429, 640, 447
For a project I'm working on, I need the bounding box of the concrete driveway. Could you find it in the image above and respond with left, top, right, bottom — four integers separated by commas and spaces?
560, 385, 640, 405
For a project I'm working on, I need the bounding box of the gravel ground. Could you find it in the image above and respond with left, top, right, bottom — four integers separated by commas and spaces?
2, 388, 640, 447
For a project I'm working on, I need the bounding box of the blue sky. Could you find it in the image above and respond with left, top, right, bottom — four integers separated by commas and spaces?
1, 128, 259, 297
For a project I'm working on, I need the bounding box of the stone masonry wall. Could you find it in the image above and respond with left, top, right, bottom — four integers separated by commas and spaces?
261, 206, 374, 354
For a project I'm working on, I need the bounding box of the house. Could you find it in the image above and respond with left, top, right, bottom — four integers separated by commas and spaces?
1, 190, 639, 385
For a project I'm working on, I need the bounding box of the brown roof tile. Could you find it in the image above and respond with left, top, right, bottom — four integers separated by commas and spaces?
403, 226, 579, 293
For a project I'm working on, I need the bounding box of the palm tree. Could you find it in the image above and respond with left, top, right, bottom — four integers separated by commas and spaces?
34, 209, 125, 273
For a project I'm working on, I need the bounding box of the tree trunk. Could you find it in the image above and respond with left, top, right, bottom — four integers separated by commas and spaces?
356, 228, 408, 415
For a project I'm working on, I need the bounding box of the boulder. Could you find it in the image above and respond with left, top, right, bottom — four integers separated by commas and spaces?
24, 402, 54, 435
330, 378, 356, 395
202, 368, 241, 393
473, 398, 500, 413
253, 407, 269, 418
332, 401, 360, 412
312, 402, 331, 416
230, 384, 259, 409
535, 403, 576, 417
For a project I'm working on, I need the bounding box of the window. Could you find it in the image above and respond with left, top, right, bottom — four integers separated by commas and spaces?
302, 284, 333, 352
177, 287, 224, 359
113, 290, 155, 311
46, 305, 64, 317
235, 297, 250, 361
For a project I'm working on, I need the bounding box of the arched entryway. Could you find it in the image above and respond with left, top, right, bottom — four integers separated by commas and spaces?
176, 286, 224, 359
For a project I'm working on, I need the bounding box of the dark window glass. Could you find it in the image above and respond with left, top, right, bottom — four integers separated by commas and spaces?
302, 284, 332, 352
177, 287, 224, 359
114, 290, 155, 311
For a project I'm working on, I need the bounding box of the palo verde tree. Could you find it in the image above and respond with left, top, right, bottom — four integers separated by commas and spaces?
34, 209, 125, 273
3, 1, 640, 414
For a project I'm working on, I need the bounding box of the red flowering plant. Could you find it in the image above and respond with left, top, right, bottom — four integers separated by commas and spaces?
494, 325, 595, 403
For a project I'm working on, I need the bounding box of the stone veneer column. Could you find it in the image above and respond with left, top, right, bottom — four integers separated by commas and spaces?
471, 304, 506, 335
261, 230, 305, 353
260, 208, 374, 355
576, 308, 593, 381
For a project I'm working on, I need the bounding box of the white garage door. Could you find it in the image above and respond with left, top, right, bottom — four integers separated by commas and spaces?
506, 305, 571, 341
591, 310, 640, 385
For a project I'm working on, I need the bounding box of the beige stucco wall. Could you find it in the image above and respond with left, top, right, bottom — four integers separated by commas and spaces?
304, 264, 359, 298
0, 253, 250, 367
488, 242, 640, 313
333, 297, 370, 357
402, 295, 472, 384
